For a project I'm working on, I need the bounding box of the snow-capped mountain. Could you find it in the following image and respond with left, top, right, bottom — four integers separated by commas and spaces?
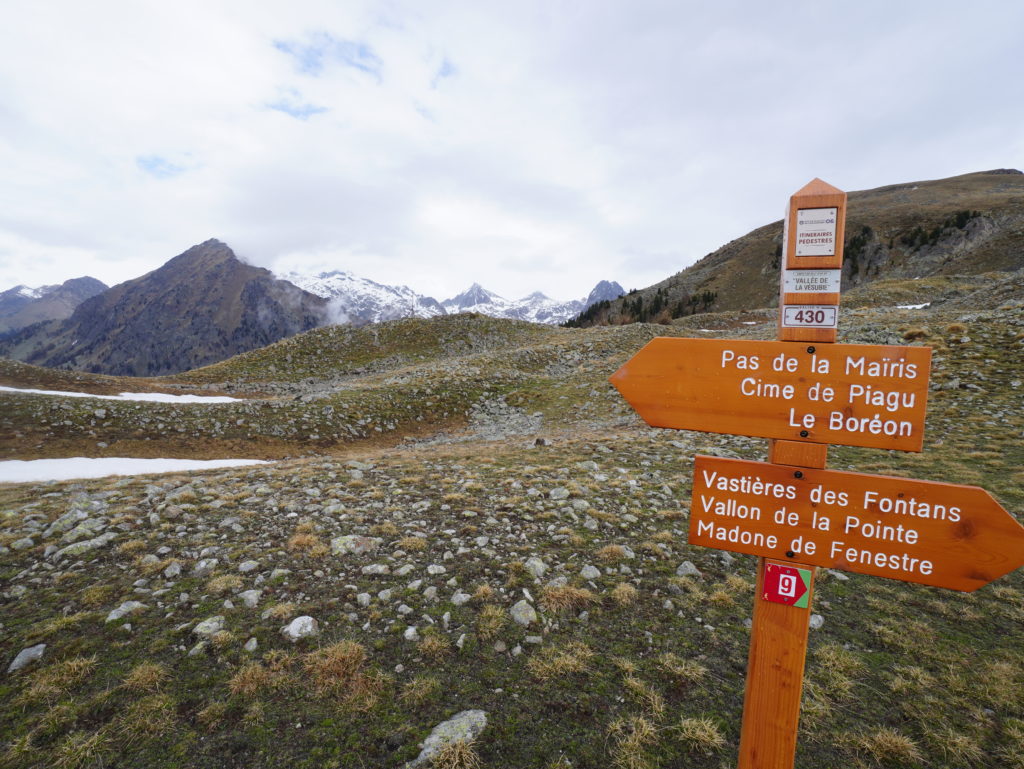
280, 269, 624, 327
281, 270, 445, 325
441, 281, 625, 324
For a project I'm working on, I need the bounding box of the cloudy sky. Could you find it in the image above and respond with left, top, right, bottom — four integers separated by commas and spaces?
1, 1, 1021, 302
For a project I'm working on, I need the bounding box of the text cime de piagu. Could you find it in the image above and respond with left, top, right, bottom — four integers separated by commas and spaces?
720, 348, 920, 438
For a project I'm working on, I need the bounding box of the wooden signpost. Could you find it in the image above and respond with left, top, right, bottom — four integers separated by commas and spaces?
609, 178, 1024, 768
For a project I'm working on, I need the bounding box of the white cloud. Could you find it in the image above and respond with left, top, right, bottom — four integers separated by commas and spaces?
0, 1, 1021, 301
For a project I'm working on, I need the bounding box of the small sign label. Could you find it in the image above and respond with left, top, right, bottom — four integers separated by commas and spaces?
782, 305, 838, 328
763, 562, 811, 608
783, 269, 841, 294
795, 208, 837, 256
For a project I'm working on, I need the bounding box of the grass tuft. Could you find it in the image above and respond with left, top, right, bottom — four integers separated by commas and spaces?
676, 715, 726, 755
539, 585, 597, 614
430, 738, 482, 769
527, 641, 594, 681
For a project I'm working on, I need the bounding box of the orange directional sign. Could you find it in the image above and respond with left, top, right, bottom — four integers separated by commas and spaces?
689, 455, 1024, 591
609, 337, 932, 451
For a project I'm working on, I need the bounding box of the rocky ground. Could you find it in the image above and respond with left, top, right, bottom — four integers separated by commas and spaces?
1, 289, 1024, 768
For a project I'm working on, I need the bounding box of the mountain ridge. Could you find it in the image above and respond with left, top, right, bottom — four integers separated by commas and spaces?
571, 168, 1024, 325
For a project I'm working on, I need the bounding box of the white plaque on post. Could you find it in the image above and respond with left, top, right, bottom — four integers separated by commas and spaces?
795, 208, 838, 256
783, 269, 841, 294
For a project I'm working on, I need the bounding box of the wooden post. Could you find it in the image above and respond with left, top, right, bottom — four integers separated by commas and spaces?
737, 180, 847, 768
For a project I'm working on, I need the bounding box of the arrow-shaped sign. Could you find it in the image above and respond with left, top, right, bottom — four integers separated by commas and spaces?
689, 455, 1024, 591
609, 337, 932, 451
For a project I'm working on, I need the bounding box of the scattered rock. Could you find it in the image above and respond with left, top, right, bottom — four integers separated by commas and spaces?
524, 557, 548, 578
7, 644, 46, 673
407, 709, 489, 768
106, 601, 147, 623
192, 616, 226, 638
510, 599, 538, 627
580, 565, 601, 580
282, 616, 319, 641
676, 561, 702, 578
331, 535, 382, 556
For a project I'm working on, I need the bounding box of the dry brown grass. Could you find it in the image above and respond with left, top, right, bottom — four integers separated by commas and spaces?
624, 676, 665, 718
228, 662, 277, 697
419, 633, 451, 661
266, 602, 297, 621
611, 582, 639, 606
206, 575, 243, 595
540, 585, 598, 613
302, 640, 384, 709
852, 727, 923, 765
526, 641, 594, 680
196, 701, 229, 732
472, 584, 496, 603
287, 532, 328, 557
81, 584, 116, 608
20, 656, 97, 703
116, 694, 177, 739
658, 653, 707, 687
476, 605, 507, 641
398, 536, 428, 552
608, 715, 658, 769
431, 738, 482, 769
117, 539, 148, 556
370, 521, 400, 538
675, 716, 726, 755
52, 729, 112, 769
121, 662, 169, 693
400, 675, 441, 706
596, 544, 627, 562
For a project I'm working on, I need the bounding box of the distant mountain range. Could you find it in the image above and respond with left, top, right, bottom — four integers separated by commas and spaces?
0, 277, 108, 334
282, 271, 624, 326
0, 240, 328, 376
0, 242, 622, 376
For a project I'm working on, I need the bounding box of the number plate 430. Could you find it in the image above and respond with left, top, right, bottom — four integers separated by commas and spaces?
782, 305, 838, 329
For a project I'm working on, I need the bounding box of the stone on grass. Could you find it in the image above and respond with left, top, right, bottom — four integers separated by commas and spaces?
192, 616, 226, 638
192, 558, 219, 577
331, 535, 382, 556
580, 565, 601, 580
163, 562, 182, 579
524, 557, 548, 578
7, 644, 46, 673
511, 599, 538, 627
282, 616, 319, 641
451, 589, 471, 607
238, 589, 262, 608
676, 561, 702, 578
106, 601, 148, 623
404, 626, 420, 642
809, 614, 825, 630
238, 560, 260, 573
407, 709, 489, 768
52, 532, 117, 560
11, 538, 34, 551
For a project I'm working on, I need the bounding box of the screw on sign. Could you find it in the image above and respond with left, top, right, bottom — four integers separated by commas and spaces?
608, 178, 1024, 769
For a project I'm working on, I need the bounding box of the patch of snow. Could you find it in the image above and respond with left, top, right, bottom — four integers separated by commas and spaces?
0, 386, 241, 403
897, 303, 931, 310
0, 458, 269, 484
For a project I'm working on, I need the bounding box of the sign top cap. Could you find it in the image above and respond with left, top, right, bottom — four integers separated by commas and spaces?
792, 178, 845, 198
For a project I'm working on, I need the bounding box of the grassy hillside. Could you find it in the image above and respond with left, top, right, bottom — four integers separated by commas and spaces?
577, 169, 1024, 325
1, 301, 1023, 768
